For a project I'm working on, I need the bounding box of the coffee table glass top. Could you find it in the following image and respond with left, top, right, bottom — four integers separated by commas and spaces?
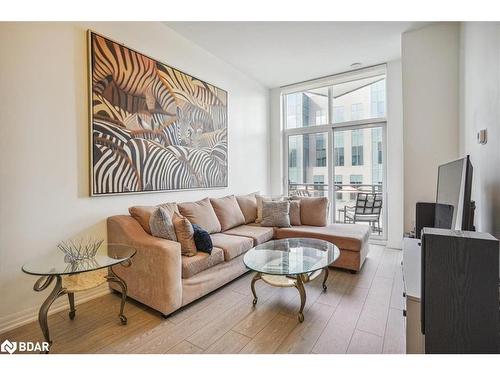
243, 238, 339, 276
22, 243, 136, 276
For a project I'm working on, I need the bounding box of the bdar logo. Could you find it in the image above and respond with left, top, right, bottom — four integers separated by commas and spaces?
1, 339, 17, 354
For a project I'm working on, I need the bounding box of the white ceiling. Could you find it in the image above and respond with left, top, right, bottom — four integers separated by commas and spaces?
165, 22, 429, 88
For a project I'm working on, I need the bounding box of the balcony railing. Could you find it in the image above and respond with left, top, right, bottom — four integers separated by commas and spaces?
288, 182, 382, 197
288, 182, 384, 235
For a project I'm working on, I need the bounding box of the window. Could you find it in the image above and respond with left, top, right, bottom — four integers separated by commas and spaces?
289, 149, 297, 168
351, 129, 364, 166
334, 133, 344, 166
333, 106, 345, 123
314, 175, 325, 184
370, 79, 386, 118
351, 103, 364, 121
285, 93, 302, 129
287, 133, 328, 197
332, 74, 386, 121
316, 136, 326, 167
284, 87, 329, 129
350, 174, 363, 200
316, 109, 327, 124
335, 175, 343, 200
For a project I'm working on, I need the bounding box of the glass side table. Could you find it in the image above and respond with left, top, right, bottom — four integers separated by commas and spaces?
21, 243, 136, 353
243, 238, 339, 323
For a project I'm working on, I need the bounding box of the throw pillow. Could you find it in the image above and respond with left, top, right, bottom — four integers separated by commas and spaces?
129, 202, 178, 234
288, 199, 302, 226
178, 197, 222, 234
172, 212, 197, 257
261, 200, 291, 228
255, 195, 282, 223
210, 195, 246, 231
191, 224, 213, 254
297, 197, 329, 226
236, 192, 258, 224
128, 205, 155, 234
149, 206, 177, 241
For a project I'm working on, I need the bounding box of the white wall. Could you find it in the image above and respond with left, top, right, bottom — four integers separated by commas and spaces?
402, 23, 460, 232
0, 22, 270, 332
459, 22, 500, 238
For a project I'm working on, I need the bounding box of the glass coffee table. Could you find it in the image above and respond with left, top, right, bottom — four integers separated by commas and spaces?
243, 238, 339, 323
22, 243, 136, 353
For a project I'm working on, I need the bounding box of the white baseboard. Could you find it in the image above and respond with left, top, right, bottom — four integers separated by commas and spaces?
0, 284, 111, 335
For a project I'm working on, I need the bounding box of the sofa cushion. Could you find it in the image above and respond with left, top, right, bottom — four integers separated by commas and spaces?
261, 200, 291, 228
288, 200, 301, 226
172, 213, 197, 257
210, 195, 246, 231
296, 197, 329, 226
210, 233, 254, 261
274, 224, 370, 251
255, 195, 282, 223
181, 247, 224, 279
129, 203, 178, 234
236, 192, 258, 224
223, 225, 274, 245
178, 198, 221, 234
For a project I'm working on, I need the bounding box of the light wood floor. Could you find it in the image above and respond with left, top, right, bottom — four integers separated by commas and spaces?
1, 245, 405, 354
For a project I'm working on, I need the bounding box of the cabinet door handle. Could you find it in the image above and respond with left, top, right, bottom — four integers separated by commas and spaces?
403, 292, 406, 297
403, 309, 407, 317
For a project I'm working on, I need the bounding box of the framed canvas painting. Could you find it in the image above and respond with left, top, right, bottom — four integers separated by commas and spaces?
88, 31, 228, 195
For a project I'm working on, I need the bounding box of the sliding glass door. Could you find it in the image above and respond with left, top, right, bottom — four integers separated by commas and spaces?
332, 124, 386, 238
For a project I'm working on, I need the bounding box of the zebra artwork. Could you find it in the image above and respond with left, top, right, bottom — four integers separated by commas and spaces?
89, 31, 228, 195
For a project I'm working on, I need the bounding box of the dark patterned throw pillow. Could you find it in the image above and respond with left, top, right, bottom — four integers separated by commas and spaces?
191, 224, 213, 254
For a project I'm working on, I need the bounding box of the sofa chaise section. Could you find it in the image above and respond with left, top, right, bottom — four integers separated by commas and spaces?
274, 224, 371, 272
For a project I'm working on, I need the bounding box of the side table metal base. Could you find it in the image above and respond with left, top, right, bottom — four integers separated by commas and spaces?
32, 265, 130, 353
250, 267, 329, 323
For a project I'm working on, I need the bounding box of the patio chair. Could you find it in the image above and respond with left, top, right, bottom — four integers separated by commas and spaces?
343, 192, 382, 234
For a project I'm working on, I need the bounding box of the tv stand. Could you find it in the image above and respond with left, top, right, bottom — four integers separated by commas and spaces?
402, 230, 499, 353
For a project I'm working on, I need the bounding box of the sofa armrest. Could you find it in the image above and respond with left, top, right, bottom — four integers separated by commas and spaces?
107, 215, 182, 315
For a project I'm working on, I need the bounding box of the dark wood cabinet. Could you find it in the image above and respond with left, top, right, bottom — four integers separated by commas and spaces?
421, 228, 499, 353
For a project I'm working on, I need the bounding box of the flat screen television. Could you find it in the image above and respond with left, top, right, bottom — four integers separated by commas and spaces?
434, 155, 473, 231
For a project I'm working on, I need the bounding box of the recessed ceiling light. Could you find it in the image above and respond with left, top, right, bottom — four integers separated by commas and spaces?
350, 63, 362, 69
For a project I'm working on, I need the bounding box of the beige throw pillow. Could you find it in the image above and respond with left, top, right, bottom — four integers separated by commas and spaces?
261, 201, 291, 228
236, 192, 258, 224
210, 195, 246, 231
298, 197, 329, 226
255, 195, 282, 223
288, 200, 302, 226
178, 197, 221, 234
172, 213, 197, 257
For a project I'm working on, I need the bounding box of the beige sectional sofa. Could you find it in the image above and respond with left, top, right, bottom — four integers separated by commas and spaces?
107, 194, 370, 317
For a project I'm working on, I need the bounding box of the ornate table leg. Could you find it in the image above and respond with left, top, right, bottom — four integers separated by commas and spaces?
322, 267, 329, 292
106, 266, 128, 325
295, 274, 306, 323
68, 293, 76, 320
34, 275, 66, 353
251, 272, 262, 305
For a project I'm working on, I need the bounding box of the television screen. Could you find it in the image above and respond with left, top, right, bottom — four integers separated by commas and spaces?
435, 156, 472, 230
